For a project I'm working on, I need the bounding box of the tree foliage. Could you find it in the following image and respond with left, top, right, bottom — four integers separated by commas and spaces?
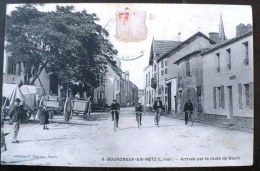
5, 5, 117, 90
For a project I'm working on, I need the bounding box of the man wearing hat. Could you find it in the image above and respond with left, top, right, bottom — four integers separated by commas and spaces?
110, 99, 120, 127
153, 97, 163, 125
135, 102, 144, 126
8, 98, 24, 143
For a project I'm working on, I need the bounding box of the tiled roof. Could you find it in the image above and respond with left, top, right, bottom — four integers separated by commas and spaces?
153, 40, 181, 60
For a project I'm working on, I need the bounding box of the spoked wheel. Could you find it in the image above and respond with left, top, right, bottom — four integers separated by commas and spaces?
137, 114, 140, 129
114, 118, 117, 132
156, 115, 160, 127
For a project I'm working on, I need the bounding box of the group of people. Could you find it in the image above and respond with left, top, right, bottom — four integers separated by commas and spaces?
109, 97, 194, 128
109, 96, 169, 128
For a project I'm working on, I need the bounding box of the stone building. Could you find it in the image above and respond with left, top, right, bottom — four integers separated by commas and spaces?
144, 39, 181, 112
162, 32, 215, 114
201, 30, 253, 129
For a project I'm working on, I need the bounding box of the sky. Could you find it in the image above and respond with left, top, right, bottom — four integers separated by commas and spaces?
6, 4, 253, 89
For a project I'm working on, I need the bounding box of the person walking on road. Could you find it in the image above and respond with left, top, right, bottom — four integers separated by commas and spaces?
184, 99, 194, 125
135, 102, 144, 126
110, 99, 120, 128
153, 97, 163, 125
40, 106, 50, 129
1, 118, 9, 151
8, 98, 23, 143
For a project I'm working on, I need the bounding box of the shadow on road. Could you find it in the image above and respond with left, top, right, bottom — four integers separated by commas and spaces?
117, 124, 179, 131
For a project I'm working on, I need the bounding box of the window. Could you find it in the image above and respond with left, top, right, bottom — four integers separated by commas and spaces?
8, 57, 16, 75
216, 53, 220, 72
238, 83, 242, 109
117, 80, 120, 90
213, 87, 216, 109
154, 73, 156, 78
226, 48, 231, 70
161, 61, 164, 68
244, 84, 250, 106
165, 59, 167, 66
161, 87, 164, 94
243, 42, 249, 65
146, 74, 148, 86
165, 87, 168, 95
148, 72, 150, 86
158, 87, 161, 95
149, 91, 151, 104
154, 64, 157, 71
217, 87, 221, 107
165, 96, 168, 102
186, 61, 191, 76
217, 86, 225, 109
161, 70, 164, 76
165, 68, 168, 74
187, 88, 191, 100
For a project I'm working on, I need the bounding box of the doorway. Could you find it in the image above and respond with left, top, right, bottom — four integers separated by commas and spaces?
227, 86, 233, 119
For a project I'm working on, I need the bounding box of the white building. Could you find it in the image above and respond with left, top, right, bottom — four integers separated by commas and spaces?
201, 30, 253, 129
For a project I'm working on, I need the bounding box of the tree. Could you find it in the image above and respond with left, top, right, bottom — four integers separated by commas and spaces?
5, 5, 118, 91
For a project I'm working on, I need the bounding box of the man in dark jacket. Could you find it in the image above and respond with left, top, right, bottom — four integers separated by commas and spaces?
184, 99, 194, 125
8, 98, 23, 143
153, 97, 163, 125
110, 99, 120, 127
135, 102, 144, 126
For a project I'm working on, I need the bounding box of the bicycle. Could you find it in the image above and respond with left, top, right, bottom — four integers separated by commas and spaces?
186, 111, 194, 126
110, 110, 119, 132
135, 111, 143, 129
154, 108, 162, 127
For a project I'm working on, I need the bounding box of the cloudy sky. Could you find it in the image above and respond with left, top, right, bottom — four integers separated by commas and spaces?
6, 3, 253, 89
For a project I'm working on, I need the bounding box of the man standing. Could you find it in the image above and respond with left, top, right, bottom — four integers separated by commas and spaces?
9, 98, 23, 143
110, 99, 120, 127
153, 97, 163, 125
184, 99, 194, 125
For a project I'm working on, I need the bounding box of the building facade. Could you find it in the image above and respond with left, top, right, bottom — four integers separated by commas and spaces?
163, 32, 215, 114
201, 31, 253, 129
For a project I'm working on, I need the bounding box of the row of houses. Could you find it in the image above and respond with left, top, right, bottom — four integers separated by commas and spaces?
3, 46, 138, 107
144, 18, 253, 129
93, 59, 139, 107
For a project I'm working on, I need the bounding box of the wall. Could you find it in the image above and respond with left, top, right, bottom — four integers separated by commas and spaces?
203, 35, 253, 118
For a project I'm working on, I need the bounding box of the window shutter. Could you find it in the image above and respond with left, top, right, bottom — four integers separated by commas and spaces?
249, 82, 253, 109
213, 87, 216, 109
238, 83, 242, 109
221, 85, 225, 109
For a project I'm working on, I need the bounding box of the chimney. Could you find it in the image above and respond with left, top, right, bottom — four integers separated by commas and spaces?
236, 23, 252, 37
208, 32, 220, 43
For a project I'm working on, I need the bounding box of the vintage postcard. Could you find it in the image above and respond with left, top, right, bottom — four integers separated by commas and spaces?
1, 3, 253, 167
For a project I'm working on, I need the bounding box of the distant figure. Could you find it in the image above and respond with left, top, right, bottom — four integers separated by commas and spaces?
135, 102, 144, 126
75, 92, 80, 99
184, 99, 194, 125
110, 99, 120, 128
9, 98, 24, 143
40, 106, 50, 129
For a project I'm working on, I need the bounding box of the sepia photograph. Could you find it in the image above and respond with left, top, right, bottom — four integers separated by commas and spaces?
0, 3, 254, 167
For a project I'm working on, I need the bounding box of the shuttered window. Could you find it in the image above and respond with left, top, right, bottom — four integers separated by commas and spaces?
213, 87, 216, 109
249, 82, 253, 109
238, 83, 243, 109
221, 85, 225, 109
244, 84, 250, 106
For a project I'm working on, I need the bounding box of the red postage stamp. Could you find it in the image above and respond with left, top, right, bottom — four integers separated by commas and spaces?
116, 7, 147, 42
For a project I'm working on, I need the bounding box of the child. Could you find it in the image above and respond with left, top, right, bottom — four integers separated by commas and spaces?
39, 106, 50, 129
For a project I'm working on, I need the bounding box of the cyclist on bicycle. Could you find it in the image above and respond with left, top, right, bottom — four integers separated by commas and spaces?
184, 99, 194, 125
110, 99, 120, 128
153, 97, 163, 125
135, 102, 144, 126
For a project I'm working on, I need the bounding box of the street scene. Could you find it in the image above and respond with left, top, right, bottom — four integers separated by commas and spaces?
1, 107, 253, 167
1, 3, 253, 167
